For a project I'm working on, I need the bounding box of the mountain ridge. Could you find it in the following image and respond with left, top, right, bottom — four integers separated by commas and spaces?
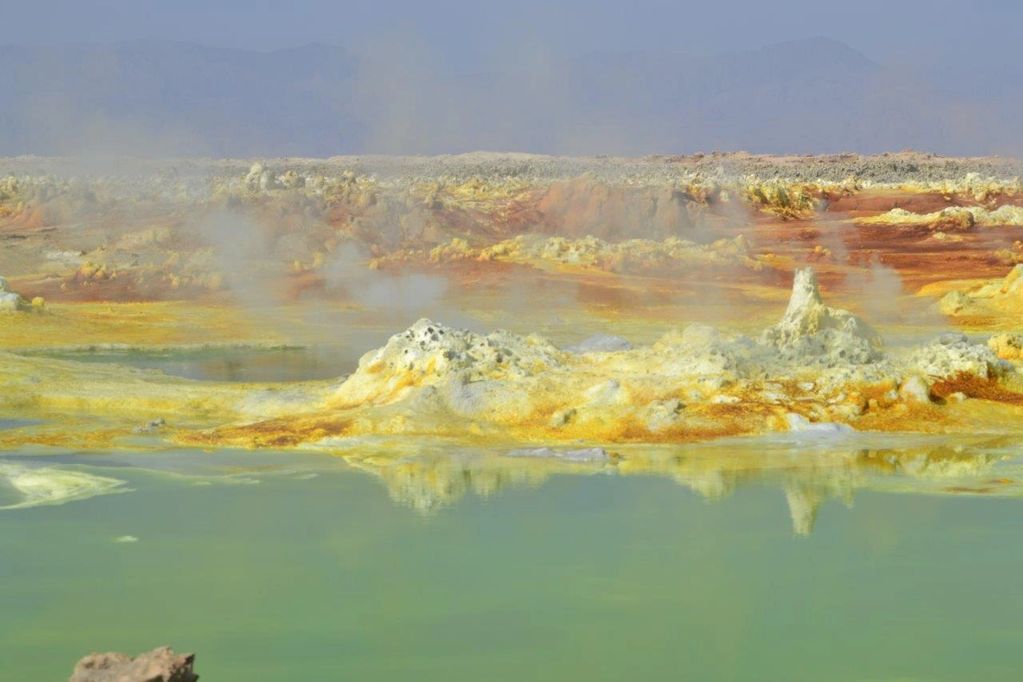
0, 38, 1008, 157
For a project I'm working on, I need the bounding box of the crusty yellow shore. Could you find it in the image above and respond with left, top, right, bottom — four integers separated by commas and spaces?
3, 269, 1023, 454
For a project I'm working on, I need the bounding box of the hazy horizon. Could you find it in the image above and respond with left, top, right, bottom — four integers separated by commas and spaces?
3, 1, 1022, 157
4, 0, 1019, 65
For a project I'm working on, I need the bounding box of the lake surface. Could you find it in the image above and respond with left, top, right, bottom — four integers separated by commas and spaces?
2, 445, 1021, 681
23, 345, 357, 383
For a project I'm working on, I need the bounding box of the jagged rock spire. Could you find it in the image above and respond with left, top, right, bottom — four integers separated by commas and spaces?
761, 267, 882, 364
781, 267, 824, 323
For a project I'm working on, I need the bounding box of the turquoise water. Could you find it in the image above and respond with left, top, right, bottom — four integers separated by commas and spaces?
2, 446, 1022, 681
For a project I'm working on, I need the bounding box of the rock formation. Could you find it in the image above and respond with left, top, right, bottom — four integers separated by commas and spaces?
761, 267, 882, 366
939, 264, 1023, 318
906, 333, 1007, 380
859, 205, 1023, 229
988, 332, 1023, 360
331, 318, 565, 408
375, 234, 764, 274
69, 646, 197, 682
181, 266, 1022, 449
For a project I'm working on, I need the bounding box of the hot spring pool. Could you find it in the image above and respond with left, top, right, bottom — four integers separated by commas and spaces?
1, 444, 1021, 680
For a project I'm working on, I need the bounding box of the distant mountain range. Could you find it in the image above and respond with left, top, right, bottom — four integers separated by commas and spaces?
0, 38, 1016, 157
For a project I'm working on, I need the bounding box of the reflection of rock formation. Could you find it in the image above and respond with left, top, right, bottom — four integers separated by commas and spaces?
783, 475, 855, 537
350, 445, 644, 513
345, 440, 1017, 534
349, 451, 605, 513
882, 445, 996, 479
785, 484, 826, 537
671, 469, 737, 500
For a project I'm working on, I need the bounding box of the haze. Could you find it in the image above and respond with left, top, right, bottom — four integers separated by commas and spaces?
2, 0, 1021, 156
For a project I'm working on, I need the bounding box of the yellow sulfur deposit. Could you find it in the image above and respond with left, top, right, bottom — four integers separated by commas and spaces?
375, 234, 765, 273
6, 154, 1023, 458
184, 269, 1023, 450
939, 264, 1023, 319
858, 205, 1023, 229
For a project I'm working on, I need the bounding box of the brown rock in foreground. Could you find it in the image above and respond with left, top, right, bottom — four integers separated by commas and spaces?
69, 646, 197, 682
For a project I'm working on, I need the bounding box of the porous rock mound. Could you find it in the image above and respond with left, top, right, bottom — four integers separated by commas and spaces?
761, 268, 882, 366
69, 646, 197, 682
907, 333, 1007, 380
242, 267, 1014, 446
333, 318, 565, 407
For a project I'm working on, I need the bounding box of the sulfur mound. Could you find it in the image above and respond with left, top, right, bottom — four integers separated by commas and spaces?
906, 333, 1007, 380
196, 267, 1019, 449
859, 205, 1023, 230
477, 234, 762, 272
988, 333, 1023, 360
939, 264, 1023, 317
331, 318, 565, 408
761, 268, 882, 366
376, 234, 765, 274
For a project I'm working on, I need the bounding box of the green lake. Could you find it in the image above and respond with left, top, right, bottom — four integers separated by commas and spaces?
2, 442, 1021, 681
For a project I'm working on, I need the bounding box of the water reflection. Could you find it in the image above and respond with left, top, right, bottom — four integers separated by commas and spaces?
342, 437, 1020, 535
347, 451, 596, 513
2, 436, 1020, 535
